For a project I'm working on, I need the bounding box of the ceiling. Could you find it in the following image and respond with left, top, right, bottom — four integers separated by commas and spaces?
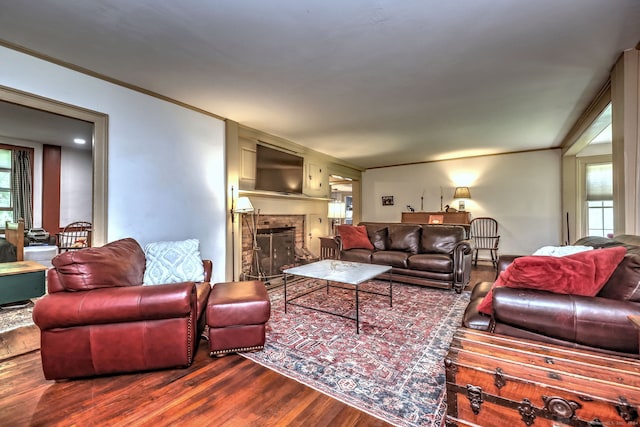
0, 100, 93, 151
0, 1, 639, 168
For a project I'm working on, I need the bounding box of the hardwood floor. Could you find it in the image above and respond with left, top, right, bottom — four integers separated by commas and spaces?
0, 265, 496, 426
0, 344, 392, 427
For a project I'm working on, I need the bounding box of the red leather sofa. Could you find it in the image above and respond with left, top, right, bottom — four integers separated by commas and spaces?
463, 234, 640, 357
32, 238, 212, 380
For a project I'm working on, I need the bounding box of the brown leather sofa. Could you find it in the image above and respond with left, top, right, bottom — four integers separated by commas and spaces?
336, 222, 473, 292
463, 234, 640, 358
32, 238, 213, 380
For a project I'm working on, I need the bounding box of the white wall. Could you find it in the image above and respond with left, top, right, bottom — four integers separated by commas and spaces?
0, 46, 228, 284
60, 147, 92, 226
362, 150, 563, 256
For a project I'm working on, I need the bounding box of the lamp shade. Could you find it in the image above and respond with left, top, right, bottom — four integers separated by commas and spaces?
234, 196, 254, 213
327, 200, 346, 219
453, 187, 471, 199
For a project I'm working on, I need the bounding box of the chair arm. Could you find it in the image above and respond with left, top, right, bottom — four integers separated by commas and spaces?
33, 282, 197, 330
492, 287, 640, 354
334, 235, 343, 252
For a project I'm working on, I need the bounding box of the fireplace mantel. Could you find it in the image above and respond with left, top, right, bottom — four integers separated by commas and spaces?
239, 189, 332, 201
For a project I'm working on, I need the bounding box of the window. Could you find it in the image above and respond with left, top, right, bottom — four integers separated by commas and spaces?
0, 149, 13, 224
585, 162, 613, 237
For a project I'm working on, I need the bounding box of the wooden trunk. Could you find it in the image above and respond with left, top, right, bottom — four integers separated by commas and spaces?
444, 328, 640, 427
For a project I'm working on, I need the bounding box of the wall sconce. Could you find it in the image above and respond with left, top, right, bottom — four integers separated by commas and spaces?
327, 200, 346, 235
453, 187, 471, 211
233, 197, 254, 214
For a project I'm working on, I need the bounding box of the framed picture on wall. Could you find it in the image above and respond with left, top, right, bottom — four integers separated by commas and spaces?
381, 195, 394, 206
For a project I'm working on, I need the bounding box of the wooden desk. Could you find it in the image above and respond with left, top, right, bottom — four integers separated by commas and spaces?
401, 211, 471, 225
0, 260, 47, 306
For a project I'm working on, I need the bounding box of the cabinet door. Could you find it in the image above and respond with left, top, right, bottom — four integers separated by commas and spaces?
240, 146, 256, 187
306, 163, 324, 194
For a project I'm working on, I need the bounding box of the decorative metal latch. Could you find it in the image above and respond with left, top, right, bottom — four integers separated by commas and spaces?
494, 367, 506, 389
518, 398, 536, 426
616, 396, 639, 422
466, 384, 483, 415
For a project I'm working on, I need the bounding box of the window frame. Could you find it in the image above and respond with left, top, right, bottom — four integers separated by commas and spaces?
577, 154, 613, 237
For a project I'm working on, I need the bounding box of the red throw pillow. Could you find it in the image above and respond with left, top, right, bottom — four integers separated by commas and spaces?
477, 246, 626, 315
337, 225, 374, 250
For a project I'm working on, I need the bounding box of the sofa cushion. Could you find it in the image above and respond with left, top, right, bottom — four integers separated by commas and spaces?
477, 246, 627, 315
420, 225, 465, 254
372, 251, 410, 268
365, 225, 388, 251
340, 248, 373, 263
598, 252, 640, 302
388, 225, 421, 254
408, 253, 453, 273
143, 239, 205, 285
337, 225, 374, 251
52, 238, 146, 291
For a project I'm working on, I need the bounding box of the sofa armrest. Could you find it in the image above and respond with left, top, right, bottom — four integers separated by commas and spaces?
33, 282, 197, 330
203, 259, 213, 282
492, 287, 640, 354
496, 254, 523, 276
452, 239, 473, 292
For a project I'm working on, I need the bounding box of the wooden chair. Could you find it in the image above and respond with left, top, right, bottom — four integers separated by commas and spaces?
4, 219, 25, 261
469, 217, 500, 269
57, 221, 92, 252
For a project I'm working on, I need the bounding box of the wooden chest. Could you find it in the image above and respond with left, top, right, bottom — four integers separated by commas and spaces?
444, 328, 640, 427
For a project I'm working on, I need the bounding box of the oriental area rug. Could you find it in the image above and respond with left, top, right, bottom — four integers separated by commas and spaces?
241, 279, 471, 427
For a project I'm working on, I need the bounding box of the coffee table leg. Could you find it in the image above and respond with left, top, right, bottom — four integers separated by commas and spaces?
284, 274, 288, 313
389, 272, 393, 307
356, 285, 360, 334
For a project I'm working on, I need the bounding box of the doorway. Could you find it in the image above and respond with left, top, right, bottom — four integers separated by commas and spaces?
0, 85, 108, 246
329, 174, 353, 225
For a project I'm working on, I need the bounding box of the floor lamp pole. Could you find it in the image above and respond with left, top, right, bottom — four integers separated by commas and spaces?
230, 186, 236, 281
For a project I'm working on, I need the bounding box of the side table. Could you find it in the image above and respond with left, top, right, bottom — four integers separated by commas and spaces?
0, 260, 47, 307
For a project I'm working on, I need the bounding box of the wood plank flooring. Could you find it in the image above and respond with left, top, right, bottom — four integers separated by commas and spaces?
0, 344, 391, 427
0, 265, 497, 426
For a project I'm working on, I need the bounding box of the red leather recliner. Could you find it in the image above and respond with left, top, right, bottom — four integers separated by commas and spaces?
32, 238, 212, 380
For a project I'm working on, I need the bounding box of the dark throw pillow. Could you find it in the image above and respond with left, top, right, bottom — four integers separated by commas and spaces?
366, 226, 388, 251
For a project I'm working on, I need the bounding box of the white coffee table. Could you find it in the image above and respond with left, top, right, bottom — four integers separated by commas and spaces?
283, 259, 392, 333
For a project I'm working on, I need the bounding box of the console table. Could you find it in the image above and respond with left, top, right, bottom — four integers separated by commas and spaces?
401, 211, 471, 225
0, 260, 47, 306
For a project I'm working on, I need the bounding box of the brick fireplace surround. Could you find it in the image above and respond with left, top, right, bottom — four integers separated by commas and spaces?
240, 214, 306, 280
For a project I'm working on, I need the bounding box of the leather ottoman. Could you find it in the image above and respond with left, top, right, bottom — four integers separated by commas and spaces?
206, 280, 271, 356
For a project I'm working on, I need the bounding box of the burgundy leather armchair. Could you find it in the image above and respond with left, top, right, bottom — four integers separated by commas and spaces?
33, 238, 212, 380
463, 235, 640, 358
